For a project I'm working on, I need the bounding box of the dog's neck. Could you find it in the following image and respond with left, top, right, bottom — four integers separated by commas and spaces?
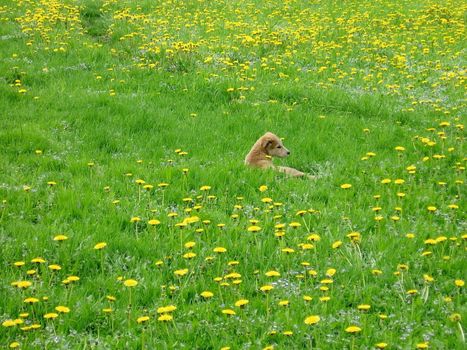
245, 140, 274, 169
254, 151, 273, 168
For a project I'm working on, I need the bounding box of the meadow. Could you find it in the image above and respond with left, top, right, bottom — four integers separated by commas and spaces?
0, 0, 465, 348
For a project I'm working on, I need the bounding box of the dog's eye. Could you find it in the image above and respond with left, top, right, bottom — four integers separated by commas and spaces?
277, 145, 282, 149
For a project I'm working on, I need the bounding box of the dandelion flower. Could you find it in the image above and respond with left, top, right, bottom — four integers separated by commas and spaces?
265, 270, 280, 277
281, 247, 295, 253
174, 269, 189, 276
222, 309, 236, 316
345, 326, 362, 333
248, 225, 261, 232
183, 252, 196, 259
304, 315, 320, 325
158, 314, 173, 321
14, 281, 32, 289
260, 285, 274, 293
235, 299, 249, 308
123, 279, 138, 287
307, 233, 321, 241
55, 306, 70, 313
200, 291, 214, 299
332, 241, 342, 249
455, 279, 464, 287
137, 316, 150, 324
94, 242, 107, 250
2, 320, 16, 327
24, 297, 39, 304
157, 305, 177, 314
53, 235, 68, 241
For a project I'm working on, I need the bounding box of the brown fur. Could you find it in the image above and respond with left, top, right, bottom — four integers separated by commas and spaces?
245, 132, 315, 179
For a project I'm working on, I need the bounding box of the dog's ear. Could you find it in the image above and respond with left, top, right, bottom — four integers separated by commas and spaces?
262, 137, 273, 149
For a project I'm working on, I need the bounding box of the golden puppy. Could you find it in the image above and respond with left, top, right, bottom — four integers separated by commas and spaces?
245, 132, 314, 178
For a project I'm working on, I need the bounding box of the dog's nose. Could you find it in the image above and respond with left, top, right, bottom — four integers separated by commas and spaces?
287, 151, 290, 155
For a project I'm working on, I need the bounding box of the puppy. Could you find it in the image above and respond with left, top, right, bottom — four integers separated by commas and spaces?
245, 132, 314, 178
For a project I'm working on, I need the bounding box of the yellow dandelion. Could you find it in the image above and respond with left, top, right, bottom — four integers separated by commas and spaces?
55, 306, 70, 313
345, 326, 362, 333
304, 315, 320, 325
123, 279, 138, 287
157, 305, 177, 314
247, 225, 261, 232
174, 268, 189, 276
94, 242, 107, 250
265, 270, 280, 277
332, 241, 343, 249
260, 285, 274, 293
158, 314, 173, 322
2, 320, 16, 327
455, 279, 464, 287
235, 299, 249, 308
53, 235, 68, 241
222, 309, 236, 316
24, 297, 39, 304
200, 291, 214, 299
148, 219, 161, 226
137, 316, 150, 324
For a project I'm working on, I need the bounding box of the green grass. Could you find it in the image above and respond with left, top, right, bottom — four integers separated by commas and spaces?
0, 0, 465, 349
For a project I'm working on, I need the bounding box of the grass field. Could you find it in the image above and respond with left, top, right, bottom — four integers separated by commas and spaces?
0, 0, 466, 349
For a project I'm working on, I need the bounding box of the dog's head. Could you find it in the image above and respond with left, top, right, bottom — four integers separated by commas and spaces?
261, 132, 290, 158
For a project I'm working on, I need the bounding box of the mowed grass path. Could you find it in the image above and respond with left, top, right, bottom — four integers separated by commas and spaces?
0, 0, 465, 349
